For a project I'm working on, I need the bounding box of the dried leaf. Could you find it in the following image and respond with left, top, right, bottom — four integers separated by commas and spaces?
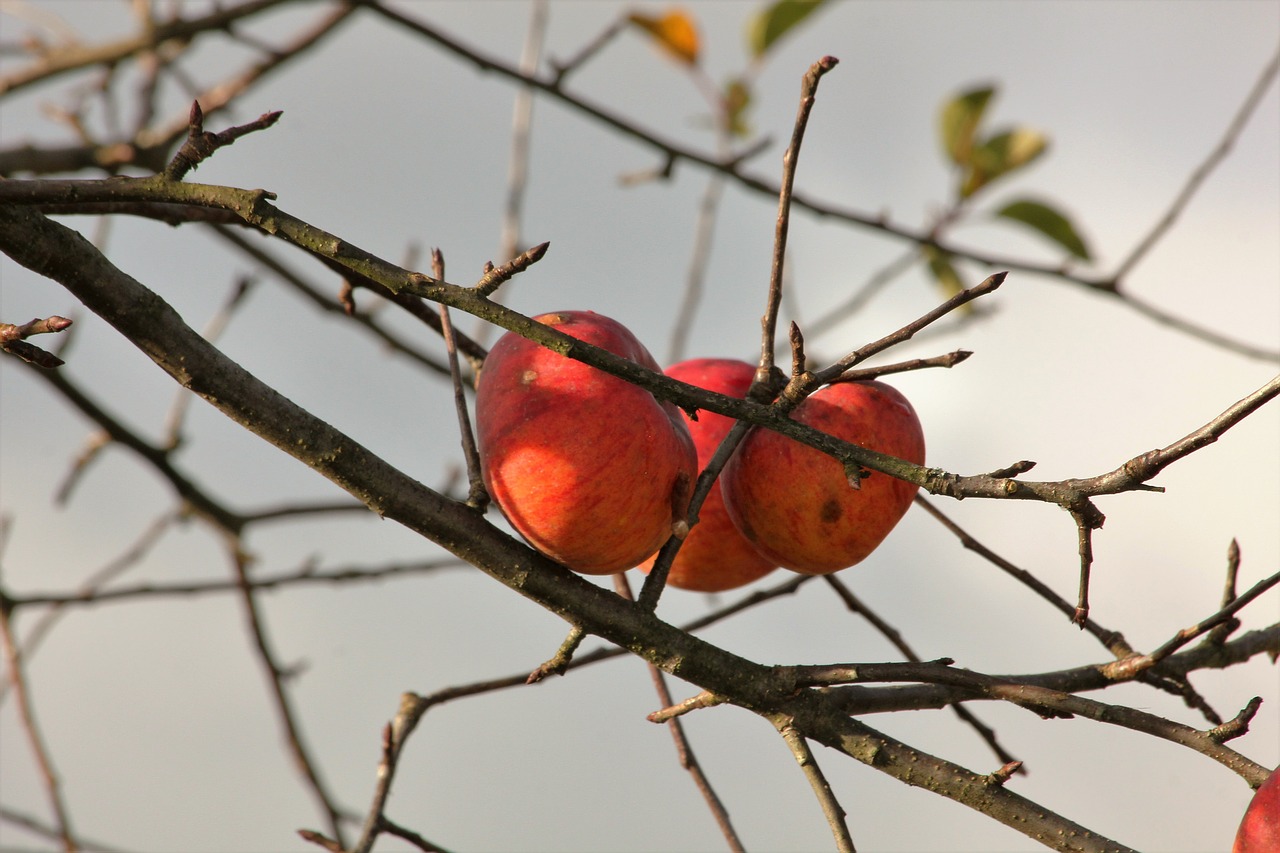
629, 9, 700, 65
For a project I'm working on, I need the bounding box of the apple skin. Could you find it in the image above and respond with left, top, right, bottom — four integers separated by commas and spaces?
475, 311, 697, 575
721, 380, 925, 575
1234, 766, 1280, 853
639, 359, 778, 592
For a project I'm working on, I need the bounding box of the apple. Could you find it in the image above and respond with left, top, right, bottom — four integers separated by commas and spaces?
475, 311, 697, 574
639, 358, 778, 592
1234, 766, 1280, 853
721, 379, 925, 575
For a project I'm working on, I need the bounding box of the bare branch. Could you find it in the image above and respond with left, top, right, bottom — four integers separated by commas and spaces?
432, 250, 487, 509
1112, 43, 1280, 281
361, 1, 1280, 362
6, 557, 463, 609
1, 191, 1269, 853
823, 575, 1023, 771
0, 0, 295, 97
164, 100, 282, 180
0, 591, 78, 852
616, 574, 745, 852
0, 314, 73, 368
793, 659, 1272, 784
526, 625, 587, 683
3, 188, 1271, 521
915, 495, 1135, 656
227, 545, 347, 846
1100, 568, 1280, 680
757, 56, 839, 381
775, 719, 856, 852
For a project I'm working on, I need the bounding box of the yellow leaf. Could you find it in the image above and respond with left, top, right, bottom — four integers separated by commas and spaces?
629, 9, 700, 65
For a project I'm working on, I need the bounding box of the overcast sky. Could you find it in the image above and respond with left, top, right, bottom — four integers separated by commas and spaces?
1, 2, 1278, 852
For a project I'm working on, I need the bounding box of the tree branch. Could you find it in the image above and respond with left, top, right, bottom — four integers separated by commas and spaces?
0, 199, 1144, 853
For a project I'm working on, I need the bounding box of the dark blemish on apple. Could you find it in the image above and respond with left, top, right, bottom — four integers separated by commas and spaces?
669, 470, 693, 521
820, 499, 842, 523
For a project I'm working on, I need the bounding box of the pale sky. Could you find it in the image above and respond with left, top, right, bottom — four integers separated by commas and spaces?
1, 2, 1278, 851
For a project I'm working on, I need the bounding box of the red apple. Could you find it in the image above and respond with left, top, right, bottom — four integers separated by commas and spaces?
1235, 766, 1280, 853
639, 358, 778, 592
475, 311, 697, 574
721, 379, 924, 575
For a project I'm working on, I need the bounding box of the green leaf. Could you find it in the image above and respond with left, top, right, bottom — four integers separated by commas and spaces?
747, 0, 826, 59
973, 127, 1048, 176
939, 86, 995, 166
961, 127, 1048, 197
723, 77, 753, 138
996, 198, 1091, 261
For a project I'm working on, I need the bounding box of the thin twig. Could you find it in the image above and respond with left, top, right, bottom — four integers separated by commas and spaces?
0, 513, 176, 705
775, 719, 855, 852
359, 1, 1280, 363
824, 626, 1277, 718
549, 12, 627, 84
227, 545, 347, 846
3, 203, 1251, 851
757, 55, 839, 382
822, 575, 1023, 771
793, 659, 1272, 783
206, 225, 459, 377
477, 0, 548, 347
0, 590, 78, 851
471, 240, 551, 298
433, 249, 487, 508
1071, 509, 1097, 625
377, 815, 453, 853
0, 314, 73, 368
615, 574, 745, 852
0, 805, 124, 853
810, 271, 1005, 386
6, 557, 464, 609
647, 690, 727, 724
1111, 42, 1280, 282
0, 0, 296, 96
353, 696, 419, 853
636, 415, 751, 611
1208, 697, 1264, 745
667, 175, 727, 364
162, 275, 255, 449
6, 185, 1272, 515
640, 58, 840, 613
831, 349, 972, 382
1206, 539, 1243, 646
915, 494, 1134, 656
527, 624, 587, 683
1100, 568, 1280, 680
164, 100, 282, 180
805, 247, 920, 339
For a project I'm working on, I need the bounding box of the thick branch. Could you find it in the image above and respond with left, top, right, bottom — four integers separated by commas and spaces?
4, 179, 1274, 518
0, 202, 1140, 853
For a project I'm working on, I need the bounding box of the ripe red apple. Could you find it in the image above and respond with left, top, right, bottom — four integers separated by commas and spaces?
475, 311, 697, 574
639, 358, 778, 592
1234, 766, 1280, 853
721, 380, 924, 575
